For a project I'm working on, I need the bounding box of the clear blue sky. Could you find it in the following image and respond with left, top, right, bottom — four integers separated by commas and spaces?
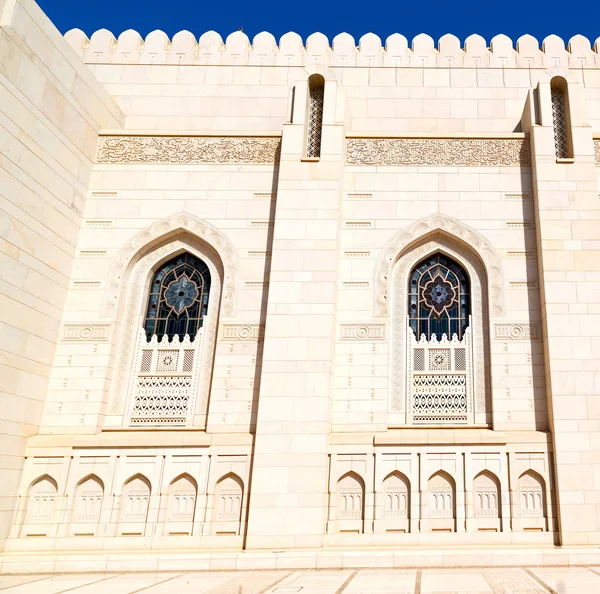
37, 0, 599, 46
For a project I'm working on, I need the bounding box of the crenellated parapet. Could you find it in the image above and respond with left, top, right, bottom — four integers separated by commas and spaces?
64, 29, 600, 68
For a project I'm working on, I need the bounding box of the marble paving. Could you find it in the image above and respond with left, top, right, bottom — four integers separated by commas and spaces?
2, 566, 600, 593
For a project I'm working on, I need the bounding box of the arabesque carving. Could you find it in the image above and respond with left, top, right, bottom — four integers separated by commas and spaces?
374, 214, 504, 319
346, 138, 530, 167
97, 136, 281, 165
102, 213, 238, 319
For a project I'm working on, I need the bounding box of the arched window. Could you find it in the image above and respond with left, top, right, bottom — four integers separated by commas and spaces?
408, 253, 470, 340
306, 74, 324, 158
551, 78, 570, 159
144, 253, 211, 341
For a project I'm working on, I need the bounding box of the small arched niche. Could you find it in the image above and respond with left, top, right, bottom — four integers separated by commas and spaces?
337, 472, 365, 533
518, 470, 547, 531
25, 475, 58, 532
382, 471, 410, 533
166, 474, 197, 535
212, 473, 243, 535
428, 471, 456, 532
119, 474, 151, 536
70, 475, 104, 536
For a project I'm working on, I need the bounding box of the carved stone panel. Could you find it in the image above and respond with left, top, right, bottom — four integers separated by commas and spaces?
97, 136, 281, 165
346, 138, 530, 167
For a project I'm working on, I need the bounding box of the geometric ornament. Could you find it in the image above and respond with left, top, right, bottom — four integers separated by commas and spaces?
165, 275, 199, 315
421, 270, 457, 320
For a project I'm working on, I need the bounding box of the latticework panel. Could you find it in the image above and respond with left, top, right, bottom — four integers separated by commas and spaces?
306, 84, 324, 158
130, 376, 191, 425
412, 375, 467, 416
551, 88, 569, 159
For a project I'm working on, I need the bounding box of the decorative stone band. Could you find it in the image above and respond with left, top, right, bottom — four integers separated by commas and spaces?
340, 324, 386, 340
96, 136, 282, 165
594, 140, 600, 164
63, 324, 111, 341
494, 323, 539, 340
221, 324, 264, 341
346, 138, 530, 167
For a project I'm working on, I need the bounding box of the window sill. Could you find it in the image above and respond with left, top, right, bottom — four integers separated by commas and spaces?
556, 158, 574, 163
301, 157, 320, 162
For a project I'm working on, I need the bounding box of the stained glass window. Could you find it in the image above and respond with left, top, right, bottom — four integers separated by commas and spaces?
144, 253, 211, 341
408, 253, 470, 340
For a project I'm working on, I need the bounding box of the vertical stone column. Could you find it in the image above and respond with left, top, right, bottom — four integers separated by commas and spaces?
245, 71, 345, 549
528, 76, 600, 544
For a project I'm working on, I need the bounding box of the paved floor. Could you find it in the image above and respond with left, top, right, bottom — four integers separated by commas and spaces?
2, 566, 600, 593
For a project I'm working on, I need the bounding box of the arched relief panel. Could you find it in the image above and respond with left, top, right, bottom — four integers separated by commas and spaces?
212, 473, 243, 535
518, 470, 547, 530
25, 475, 58, 526
119, 474, 151, 535
102, 213, 238, 320
166, 474, 197, 535
473, 471, 500, 519
383, 471, 410, 520
428, 471, 456, 532
336, 472, 365, 533
373, 214, 504, 320
390, 235, 492, 424
107, 235, 224, 420
73, 475, 104, 523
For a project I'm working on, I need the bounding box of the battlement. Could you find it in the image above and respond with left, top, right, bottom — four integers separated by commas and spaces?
64, 29, 600, 68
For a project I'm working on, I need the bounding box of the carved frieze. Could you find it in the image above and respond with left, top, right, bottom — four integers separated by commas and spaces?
494, 323, 539, 340
97, 136, 282, 165
340, 324, 386, 340
63, 324, 111, 341
346, 138, 530, 167
221, 324, 264, 341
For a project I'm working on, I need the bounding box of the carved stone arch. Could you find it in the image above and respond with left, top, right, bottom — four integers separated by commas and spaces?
390, 234, 492, 421
373, 214, 504, 319
76, 473, 105, 490
28, 474, 58, 494
169, 472, 198, 492
107, 234, 225, 417
122, 473, 151, 493
102, 212, 239, 319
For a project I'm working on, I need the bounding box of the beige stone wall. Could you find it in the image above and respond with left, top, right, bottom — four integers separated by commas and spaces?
0, 0, 120, 546
2, 3, 600, 554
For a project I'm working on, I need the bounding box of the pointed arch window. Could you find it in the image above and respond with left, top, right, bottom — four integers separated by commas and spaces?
408, 253, 470, 340
144, 253, 211, 341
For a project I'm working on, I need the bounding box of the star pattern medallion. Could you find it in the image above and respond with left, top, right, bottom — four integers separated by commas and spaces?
165, 275, 199, 315
421, 271, 457, 319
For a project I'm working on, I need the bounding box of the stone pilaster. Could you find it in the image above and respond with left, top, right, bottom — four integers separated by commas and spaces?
529, 75, 600, 544
245, 73, 346, 548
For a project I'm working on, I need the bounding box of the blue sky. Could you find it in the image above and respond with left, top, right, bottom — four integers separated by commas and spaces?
37, 0, 600, 46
